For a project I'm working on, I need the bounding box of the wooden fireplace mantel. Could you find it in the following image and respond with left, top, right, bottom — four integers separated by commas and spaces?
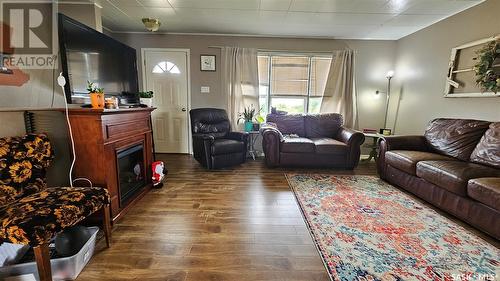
64, 107, 155, 222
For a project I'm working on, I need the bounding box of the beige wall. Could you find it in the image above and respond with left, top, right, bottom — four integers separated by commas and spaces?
389, 0, 500, 135
58, 3, 103, 32
112, 33, 396, 131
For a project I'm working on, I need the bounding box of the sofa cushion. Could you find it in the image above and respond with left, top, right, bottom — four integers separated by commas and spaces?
304, 114, 343, 138
266, 114, 305, 137
424, 118, 491, 161
385, 150, 454, 176
311, 138, 348, 155
470, 122, 500, 169
467, 178, 500, 211
211, 139, 245, 155
416, 160, 500, 197
280, 137, 315, 153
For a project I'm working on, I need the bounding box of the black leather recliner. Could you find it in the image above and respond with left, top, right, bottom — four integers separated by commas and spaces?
189, 108, 249, 169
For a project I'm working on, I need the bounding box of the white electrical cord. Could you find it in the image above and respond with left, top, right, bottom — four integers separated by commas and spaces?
57, 73, 93, 188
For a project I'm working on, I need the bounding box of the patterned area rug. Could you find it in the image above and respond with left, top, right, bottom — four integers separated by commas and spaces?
286, 174, 499, 281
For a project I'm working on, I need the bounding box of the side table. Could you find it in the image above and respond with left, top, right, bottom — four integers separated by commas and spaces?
246, 131, 260, 160
362, 133, 386, 162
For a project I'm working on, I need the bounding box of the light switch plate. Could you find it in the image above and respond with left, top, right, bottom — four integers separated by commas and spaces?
201, 86, 210, 93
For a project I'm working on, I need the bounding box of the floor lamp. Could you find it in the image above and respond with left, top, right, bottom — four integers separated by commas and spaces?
376, 70, 394, 135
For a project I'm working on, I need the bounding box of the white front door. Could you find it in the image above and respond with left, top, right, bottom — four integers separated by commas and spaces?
143, 49, 190, 153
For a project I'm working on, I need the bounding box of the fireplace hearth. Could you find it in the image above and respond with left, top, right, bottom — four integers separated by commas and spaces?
117, 144, 147, 205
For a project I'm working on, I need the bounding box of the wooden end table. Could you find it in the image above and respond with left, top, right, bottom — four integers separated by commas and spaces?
362, 133, 386, 162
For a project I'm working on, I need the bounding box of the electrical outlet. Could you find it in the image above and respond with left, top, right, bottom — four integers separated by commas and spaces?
201, 86, 210, 93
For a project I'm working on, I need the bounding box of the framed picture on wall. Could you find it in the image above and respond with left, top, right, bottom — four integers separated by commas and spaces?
200, 55, 216, 71
445, 35, 500, 98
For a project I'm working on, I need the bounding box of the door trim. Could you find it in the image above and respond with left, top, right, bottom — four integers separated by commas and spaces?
141, 48, 192, 154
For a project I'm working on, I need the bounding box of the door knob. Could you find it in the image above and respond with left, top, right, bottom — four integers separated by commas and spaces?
181, 108, 186, 112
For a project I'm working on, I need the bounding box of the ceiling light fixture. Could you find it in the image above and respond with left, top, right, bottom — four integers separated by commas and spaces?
142, 18, 161, 32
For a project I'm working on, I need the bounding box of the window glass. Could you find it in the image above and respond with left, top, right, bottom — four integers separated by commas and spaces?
152, 61, 180, 74
308, 97, 322, 114
271, 98, 305, 114
310, 57, 331, 97
258, 54, 331, 115
271, 56, 309, 96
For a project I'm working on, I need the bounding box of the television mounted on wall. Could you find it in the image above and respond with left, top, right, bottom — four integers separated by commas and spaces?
58, 14, 139, 104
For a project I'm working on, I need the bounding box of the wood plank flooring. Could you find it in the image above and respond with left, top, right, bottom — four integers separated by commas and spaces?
77, 154, 377, 281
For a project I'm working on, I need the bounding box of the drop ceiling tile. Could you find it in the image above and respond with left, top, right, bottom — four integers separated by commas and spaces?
385, 14, 447, 26
289, 0, 324, 12
289, 0, 393, 13
142, 7, 176, 18
286, 12, 395, 26
116, 5, 148, 16
109, 0, 143, 7
366, 25, 424, 39
100, 1, 130, 17
320, 0, 392, 13
168, 0, 260, 10
137, 0, 172, 8
383, 0, 421, 14
402, 0, 481, 15
260, 0, 292, 11
97, 0, 484, 39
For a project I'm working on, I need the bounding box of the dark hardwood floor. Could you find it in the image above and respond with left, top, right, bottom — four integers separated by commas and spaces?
77, 154, 377, 281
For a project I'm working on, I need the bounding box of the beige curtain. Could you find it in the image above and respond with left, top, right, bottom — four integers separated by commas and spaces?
222, 47, 259, 128
320, 49, 358, 128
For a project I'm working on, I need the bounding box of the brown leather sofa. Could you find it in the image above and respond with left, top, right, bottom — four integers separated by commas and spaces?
378, 118, 500, 239
260, 113, 365, 169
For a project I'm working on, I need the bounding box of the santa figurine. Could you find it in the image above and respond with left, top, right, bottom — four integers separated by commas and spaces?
152, 161, 166, 188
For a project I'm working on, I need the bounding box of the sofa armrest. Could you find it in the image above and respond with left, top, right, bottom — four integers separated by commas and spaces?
336, 127, 365, 146
260, 126, 283, 167
192, 133, 215, 141
335, 127, 365, 169
377, 135, 429, 179
379, 135, 429, 152
226, 131, 249, 143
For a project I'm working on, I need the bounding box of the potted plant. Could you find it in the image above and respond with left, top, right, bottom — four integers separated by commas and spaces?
238, 105, 261, 132
87, 81, 104, 109
253, 110, 265, 131
139, 91, 154, 107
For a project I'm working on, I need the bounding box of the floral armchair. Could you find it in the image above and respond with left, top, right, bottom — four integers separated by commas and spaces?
0, 134, 111, 281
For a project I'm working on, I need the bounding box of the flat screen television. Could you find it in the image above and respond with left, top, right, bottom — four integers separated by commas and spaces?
58, 14, 139, 104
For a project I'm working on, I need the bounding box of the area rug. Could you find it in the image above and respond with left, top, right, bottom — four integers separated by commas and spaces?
286, 174, 499, 281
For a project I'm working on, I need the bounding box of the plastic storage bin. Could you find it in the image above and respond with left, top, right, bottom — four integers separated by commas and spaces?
0, 226, 99, 281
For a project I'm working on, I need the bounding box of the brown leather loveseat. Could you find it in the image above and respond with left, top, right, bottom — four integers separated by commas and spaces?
378, 118, 500, 239
260, 113, 365, 169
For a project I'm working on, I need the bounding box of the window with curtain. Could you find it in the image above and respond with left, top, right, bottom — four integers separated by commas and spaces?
258, 54, 332, 116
